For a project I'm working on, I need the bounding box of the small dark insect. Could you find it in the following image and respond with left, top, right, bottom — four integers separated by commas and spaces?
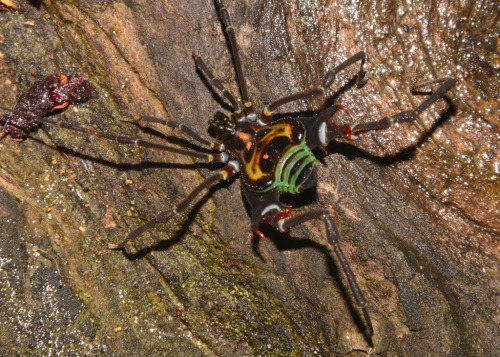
0, 73, 92, 140
9, 1, 455, 338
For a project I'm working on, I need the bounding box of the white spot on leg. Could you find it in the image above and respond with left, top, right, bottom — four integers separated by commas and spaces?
318, 122, 327, 145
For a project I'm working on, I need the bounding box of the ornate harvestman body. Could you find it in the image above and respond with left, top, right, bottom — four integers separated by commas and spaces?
0, 0, 455, 337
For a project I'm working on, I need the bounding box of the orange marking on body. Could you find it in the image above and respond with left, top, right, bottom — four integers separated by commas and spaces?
58, 73, 69, 84
274, 207, 292, 221
243, 122, 294, 181
237, 132, 250, 141
262, 108, 273, 117
263, 153, 269, 159
343, 124, 352, 140
53, 102, 70, 110
246, 141, 253, 150
338, 105, 353, 112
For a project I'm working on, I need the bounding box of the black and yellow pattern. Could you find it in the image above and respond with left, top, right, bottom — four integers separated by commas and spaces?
237, 119, 317, 193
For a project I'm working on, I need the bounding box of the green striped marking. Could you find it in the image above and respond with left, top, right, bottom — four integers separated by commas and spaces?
261, 142, 317, 194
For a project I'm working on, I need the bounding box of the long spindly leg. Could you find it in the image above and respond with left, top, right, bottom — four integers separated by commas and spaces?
109, 162, 240, 250
261, 52, 366, 123
0, 106, 228, 163
193, 55, 241, 115
266, 208, 374, 337
136, 115, 224, 150
311, 77, 455, 146
213, 0, 256, 119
